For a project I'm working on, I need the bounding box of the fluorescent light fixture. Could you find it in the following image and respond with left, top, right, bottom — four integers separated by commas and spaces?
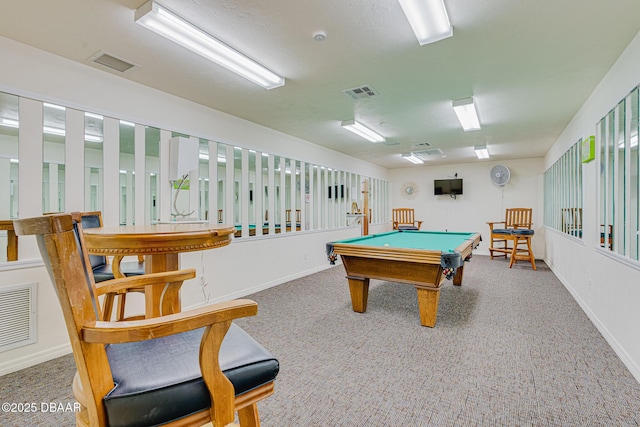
84, 112, 103, 120
397, 0, 453, 45
402, 152, 424, 164
135, 0, 285, 89
84, 134, 103, 143
452, 97, 481, 131
43, 126, 66, 136
340, 120, 385, 143
0, 118, 19, 128
43, 103, 66, 111
474, 145, 490, 159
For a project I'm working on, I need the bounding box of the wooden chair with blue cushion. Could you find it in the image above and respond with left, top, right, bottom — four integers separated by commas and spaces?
13, 213, 279, 427
487, 208, 534, 264
392, 208, 423, 230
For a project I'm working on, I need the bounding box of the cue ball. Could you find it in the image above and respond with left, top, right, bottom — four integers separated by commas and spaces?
384, 243, 390, 247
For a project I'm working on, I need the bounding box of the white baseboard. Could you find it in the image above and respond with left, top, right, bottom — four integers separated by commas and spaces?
0, 343, 72, 376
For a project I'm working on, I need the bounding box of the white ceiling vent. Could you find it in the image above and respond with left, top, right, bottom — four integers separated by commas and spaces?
88, 50, 139, 73
412, 142, 432, 148
343, 85, 378, 100
413, 148, 444, 158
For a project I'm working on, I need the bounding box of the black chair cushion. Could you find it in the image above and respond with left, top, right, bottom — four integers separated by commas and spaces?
491, 228, 513, 235
512, 229, 534, 236
397, 225, 419, 230
92, 261, 146, 283
103, 323, 279, 427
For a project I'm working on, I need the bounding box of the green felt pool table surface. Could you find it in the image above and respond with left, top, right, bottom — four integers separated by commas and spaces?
334, 230, 479, 252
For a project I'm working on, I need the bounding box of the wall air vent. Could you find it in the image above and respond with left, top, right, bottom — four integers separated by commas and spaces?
88, 50, 140, 73
0, 283, 37, 352
343, 85, 378, 100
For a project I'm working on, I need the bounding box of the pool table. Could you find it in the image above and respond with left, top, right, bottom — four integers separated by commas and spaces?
330, 230, 481, 327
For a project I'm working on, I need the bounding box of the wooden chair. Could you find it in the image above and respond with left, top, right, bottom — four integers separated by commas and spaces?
561, 208, 582, 237
13, 213, 278, 427
392, 208, 423, 230
75, 211, 146, 321
487, 208, 535, 268
601, 224, 613, 250
0, 219, 18, 261
285, 209, 301, 231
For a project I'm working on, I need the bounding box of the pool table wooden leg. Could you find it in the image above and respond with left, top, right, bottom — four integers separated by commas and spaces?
347, 276, 369, 313
416, 288, 440, 327
452, 264, 464, 286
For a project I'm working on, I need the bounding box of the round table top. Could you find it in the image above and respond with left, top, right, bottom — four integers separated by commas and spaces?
83, 223, 236, 256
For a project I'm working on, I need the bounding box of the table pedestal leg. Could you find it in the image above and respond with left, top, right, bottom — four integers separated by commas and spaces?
348, 276, 369, 313
145, 253, 181, 318
416, 288, 440, 327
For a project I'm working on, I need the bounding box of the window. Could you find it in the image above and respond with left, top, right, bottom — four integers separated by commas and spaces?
544, 140, 583, 237
597, 86, 640, 260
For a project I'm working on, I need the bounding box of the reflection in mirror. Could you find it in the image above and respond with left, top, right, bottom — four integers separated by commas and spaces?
145, 126, 160, 223
233, 147, 242, 226
248, 150, 256, 234
630, 88, 639, 260
273, 155, 282, 233
119, 120, 135, 225
42, 102, 66, 213
199, 138, 209, 221
84, 112, 104, 212
217, 143, 226, 223
304, 163, 311, 230
0, 92, 19, 262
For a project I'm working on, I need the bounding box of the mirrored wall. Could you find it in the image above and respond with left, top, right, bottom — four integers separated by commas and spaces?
0, 88, 389, 262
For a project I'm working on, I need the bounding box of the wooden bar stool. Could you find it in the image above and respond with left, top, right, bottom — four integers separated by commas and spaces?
509, 229, 536, 270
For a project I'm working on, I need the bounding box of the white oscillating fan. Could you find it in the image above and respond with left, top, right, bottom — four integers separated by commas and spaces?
490, 165, 511, 186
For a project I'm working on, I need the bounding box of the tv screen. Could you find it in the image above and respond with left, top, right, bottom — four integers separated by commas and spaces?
434, 178, 463, 195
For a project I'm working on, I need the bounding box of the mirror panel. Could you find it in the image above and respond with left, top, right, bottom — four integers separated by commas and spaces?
84, 112, 104, 212
0, 92, 19, 262
119, 120, 135, 225
199, 138, 209, 220
217, 143, 226, 224
42, 102, 66, 213
145, 126, 160, 223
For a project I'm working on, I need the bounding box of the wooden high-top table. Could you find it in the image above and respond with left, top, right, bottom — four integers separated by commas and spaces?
82, 222, 236, 318
0, 220, 18, 261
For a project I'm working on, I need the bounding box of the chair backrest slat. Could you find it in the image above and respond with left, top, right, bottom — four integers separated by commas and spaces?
505, 208, 533, 229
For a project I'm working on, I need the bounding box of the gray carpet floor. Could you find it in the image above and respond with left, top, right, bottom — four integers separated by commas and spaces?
2, 255, 640, 426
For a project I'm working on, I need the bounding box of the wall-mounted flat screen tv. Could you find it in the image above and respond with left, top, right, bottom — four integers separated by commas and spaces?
434, 178, 463, 195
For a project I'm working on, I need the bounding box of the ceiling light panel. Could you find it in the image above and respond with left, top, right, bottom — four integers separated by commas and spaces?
340, 120, 385, 143
398, 0, 453, 45
135, 0, 285, 90
452, 97, 481, 131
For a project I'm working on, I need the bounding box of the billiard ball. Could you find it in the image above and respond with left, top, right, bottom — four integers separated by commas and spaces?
384, 243, 390, 247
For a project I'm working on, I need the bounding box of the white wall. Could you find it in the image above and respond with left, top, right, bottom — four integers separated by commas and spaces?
0, 35, 388, 375
544, 30, 640, 382
388, 158, 545, 258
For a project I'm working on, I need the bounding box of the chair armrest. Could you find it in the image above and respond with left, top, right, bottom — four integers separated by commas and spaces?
415, 220, 423, 229
82, 299, 258, 344
486, 221, 505, 231
94, 269, 196, 296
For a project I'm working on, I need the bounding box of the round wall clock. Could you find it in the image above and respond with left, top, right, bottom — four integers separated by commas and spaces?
401, 182, 419, 199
